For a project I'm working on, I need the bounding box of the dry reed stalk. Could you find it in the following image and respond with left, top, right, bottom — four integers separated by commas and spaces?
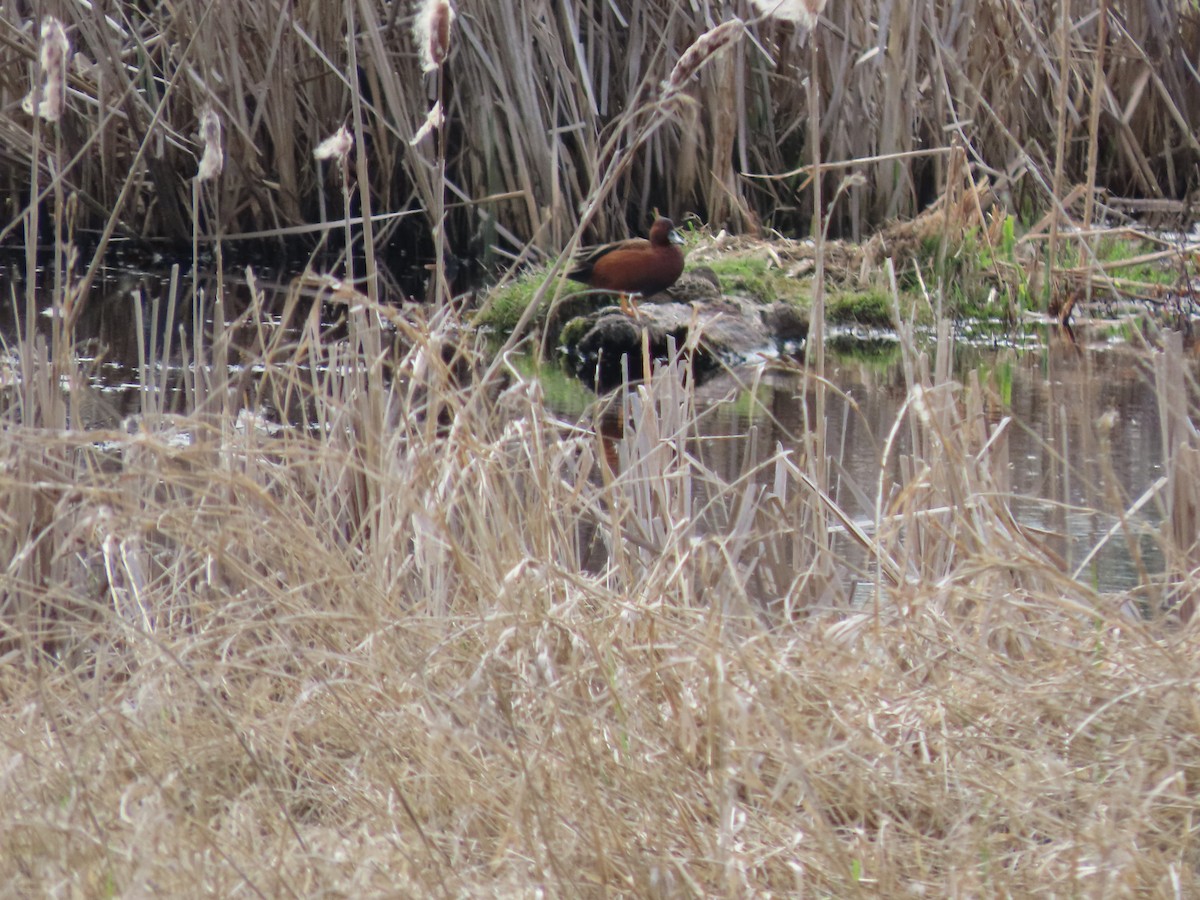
1082, 0, 1109, 307
1046, 0, 1071, 313
314, 124, 355, 279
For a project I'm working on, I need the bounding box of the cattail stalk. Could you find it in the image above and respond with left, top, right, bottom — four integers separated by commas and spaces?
193, 104, 225, 342
1082, 0, 1108, 307
804, 38, 827, 498
345, 0, 382, 317
315, 125, 355, 282
1047, 0, 1071, 312
22, 18, 72, 424
413, 0, 456, 306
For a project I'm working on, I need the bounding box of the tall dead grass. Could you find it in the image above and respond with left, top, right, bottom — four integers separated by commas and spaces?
0, 1, 1196, 258
1, 264, 1199, 893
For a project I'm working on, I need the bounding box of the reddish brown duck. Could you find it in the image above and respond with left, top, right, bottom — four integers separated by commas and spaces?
567, 218, 686, 312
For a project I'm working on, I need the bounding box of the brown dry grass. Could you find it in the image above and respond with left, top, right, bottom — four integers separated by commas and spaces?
2, 269, 1200, 895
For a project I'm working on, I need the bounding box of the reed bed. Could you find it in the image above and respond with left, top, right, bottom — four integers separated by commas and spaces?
3, 0, 1200, 892
1, 269, 1199, 894
1, 0, 1197, 257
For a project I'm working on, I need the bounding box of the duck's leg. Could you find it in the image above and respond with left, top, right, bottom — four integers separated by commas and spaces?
619, 292, 643, 321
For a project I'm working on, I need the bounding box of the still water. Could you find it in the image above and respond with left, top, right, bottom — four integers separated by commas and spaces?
676, 332, 1174, 595
2, 262, 1190, 596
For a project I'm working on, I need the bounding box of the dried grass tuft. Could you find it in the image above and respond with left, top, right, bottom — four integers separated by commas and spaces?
0, 270, 1198, 893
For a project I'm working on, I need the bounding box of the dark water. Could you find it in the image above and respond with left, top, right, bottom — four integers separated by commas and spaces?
0, 263, 324, 428
3, 262, 1190, 594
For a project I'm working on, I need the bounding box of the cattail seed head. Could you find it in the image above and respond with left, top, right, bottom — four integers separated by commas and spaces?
196, 105, 224, 181
40, 17, 69, 75
415, 0, 455, 74
410, 101, 444, 145
749, 0, 827, 29
22, 17, 70, 122
662, 19, 745, 99
314, 125, 354, 164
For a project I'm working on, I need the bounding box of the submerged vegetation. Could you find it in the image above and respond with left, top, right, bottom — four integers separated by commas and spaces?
2, 0, 1200, 895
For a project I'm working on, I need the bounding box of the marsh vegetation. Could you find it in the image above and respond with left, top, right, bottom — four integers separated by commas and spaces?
2, 0, 1200, 895
2, 1, 1198, 250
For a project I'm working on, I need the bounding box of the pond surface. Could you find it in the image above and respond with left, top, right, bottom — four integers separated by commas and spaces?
2, 261, 1192, 597
678, 333, 1175, 595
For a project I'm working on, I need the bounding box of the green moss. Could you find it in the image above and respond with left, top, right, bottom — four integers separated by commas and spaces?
474, 271, 588, 334
474, 273, 546, 333
827, 289, 893, 327
703, 257, 810, 306
556, 315, 592, 350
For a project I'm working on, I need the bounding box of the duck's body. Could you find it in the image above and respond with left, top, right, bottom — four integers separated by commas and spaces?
567, 218, 685, 298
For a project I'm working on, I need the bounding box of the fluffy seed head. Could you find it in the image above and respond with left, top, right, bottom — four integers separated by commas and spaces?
414, 0, 455, 73
196, 106, 224, 181
40, 16, 69, 73
314, 125, 354, 163
22, 17, 70, 121
749, 0, 827, 29
410, 101, 444, 145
